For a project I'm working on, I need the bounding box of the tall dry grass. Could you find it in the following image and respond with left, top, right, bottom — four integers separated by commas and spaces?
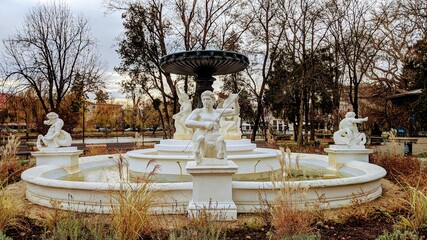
110, 155, 158, 240
0, 135, 28, 187
268, 148, 318, 239
398, 185, 427, 232
0, 190, 24, 233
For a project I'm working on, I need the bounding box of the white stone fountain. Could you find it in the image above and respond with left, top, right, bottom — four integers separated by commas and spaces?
21, 51, 386, 219
21, 98, 385, 222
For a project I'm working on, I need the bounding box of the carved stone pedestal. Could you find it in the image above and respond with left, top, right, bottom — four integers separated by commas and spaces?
186, 160, 238, 220
324, 145, 373, 171
32, 147, 83, 174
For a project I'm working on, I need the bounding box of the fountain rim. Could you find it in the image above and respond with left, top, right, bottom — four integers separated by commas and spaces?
160, 50, 250, 76
21, 153, 386, 191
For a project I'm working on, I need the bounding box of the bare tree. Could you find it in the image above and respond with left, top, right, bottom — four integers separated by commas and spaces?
1, 1, 104, 114
369, 0, 426, 91
243, 0, 285, 142
328, 0, 385, 117
276, 0, 332, 145
108, 0, 247, 138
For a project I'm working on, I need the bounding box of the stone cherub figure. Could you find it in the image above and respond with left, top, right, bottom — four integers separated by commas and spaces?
218, 94, 242, 140
333, 112, 368, 147
36, 112, 72, 151
172, 88, 193, 140
185, 91, 239, 164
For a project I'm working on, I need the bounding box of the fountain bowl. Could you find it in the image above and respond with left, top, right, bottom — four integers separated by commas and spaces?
21, 152, 386, 214
160, 50, 249, 76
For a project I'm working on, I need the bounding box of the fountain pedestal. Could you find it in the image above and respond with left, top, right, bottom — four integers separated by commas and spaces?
186, 160, 238, 220
32, 147, 83, 174
325, 145, 373, 171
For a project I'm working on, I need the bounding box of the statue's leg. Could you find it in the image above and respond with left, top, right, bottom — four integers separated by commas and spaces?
359, 133, 367, 145
194, 135, 205, 163
36, 135, 43, 149
216, 136, 226, 159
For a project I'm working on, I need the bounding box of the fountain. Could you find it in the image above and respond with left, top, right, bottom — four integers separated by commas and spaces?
21, 50, 386, 219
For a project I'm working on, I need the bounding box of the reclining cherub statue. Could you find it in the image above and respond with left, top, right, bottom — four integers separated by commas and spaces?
333, 112, 368, 147
36, 112, 72, 151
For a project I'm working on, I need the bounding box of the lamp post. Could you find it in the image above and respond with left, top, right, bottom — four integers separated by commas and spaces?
82, 101, 85, 144
138, 102, 144, 147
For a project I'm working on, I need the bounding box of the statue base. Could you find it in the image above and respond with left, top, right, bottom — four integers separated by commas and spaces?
324, 145, 373, 171
186, 160, 238, 220
32, 147, 83, 174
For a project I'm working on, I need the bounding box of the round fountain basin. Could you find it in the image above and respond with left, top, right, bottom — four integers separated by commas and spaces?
21, 153, 386, 214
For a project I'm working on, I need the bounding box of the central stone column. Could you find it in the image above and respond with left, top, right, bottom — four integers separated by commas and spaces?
186, 160, 238, 220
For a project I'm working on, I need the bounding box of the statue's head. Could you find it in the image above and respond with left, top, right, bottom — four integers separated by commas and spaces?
46, 112, 59, 120
345, 112, 356, 118
201, 91, 216, 107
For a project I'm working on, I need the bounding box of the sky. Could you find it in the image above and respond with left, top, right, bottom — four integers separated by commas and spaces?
0, 0, 126, 101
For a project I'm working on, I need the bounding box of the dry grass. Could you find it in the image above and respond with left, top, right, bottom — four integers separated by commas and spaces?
0, 135, 30, 187
39, 203, 114, 240
270, 183, 317, 239
267, 148, 318, 239
278, 142, 325, 155
85, 145, 108, 156
398, 185, 427, 231
370, 151, 427, 188
110, 155, 158, 240
0, 188, 25, 233
168, 212, 227, 240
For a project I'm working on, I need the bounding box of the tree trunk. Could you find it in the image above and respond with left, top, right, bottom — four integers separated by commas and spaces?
251, 103, 263, 142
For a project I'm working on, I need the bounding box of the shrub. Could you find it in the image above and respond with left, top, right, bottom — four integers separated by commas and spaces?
0, 232, 12, 240
41, 211, 114, 240
370, 152, 426, 187
375, 229, 419, 240
86, 145, 108, 156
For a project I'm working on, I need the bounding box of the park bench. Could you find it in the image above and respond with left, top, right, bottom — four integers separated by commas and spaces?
106, 142, 136, 153
275, 134, 292, 141
17, 143, 32, 159
369, 136, 383, 145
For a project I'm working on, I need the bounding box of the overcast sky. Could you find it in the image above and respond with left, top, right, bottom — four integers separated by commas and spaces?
0, 0, 126, 101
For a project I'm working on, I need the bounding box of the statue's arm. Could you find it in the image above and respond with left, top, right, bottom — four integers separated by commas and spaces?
353, 117, 368, 124
185, 110, 208, 129
45, 120, 63, 140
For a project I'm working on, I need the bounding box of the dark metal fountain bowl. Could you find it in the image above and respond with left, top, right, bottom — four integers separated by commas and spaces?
160, 50, 249, 76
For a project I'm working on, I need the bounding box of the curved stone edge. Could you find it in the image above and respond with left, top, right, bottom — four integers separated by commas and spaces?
21, 152, 386, 214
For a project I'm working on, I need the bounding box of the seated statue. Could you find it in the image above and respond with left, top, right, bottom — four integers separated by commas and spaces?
173, 88, 193, 140
218, 94, 242, 140
185, 91, 239, 164
36, 112, 72, 150
333, 112, 368, 147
